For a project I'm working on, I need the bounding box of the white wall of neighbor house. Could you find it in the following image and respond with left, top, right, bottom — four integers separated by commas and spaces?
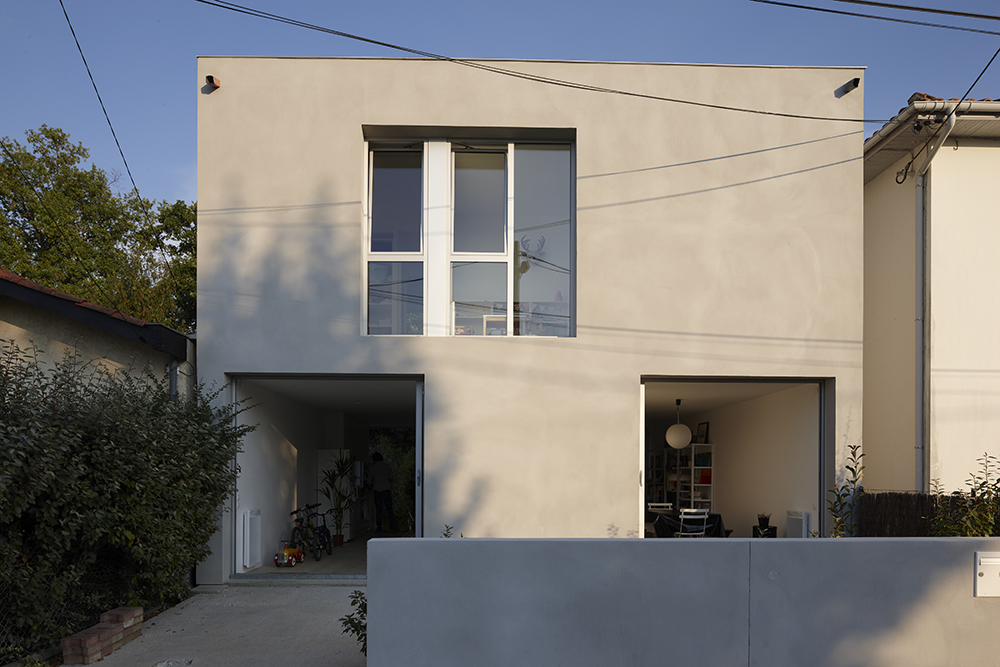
863, 152, 920, 491
0, 296, 185, 383
927, 144, 1000, 492
706, 384, 820, 537
197, 58, 864, 571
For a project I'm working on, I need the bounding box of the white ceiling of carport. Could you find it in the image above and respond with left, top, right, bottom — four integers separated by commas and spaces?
239, 376, 418, 427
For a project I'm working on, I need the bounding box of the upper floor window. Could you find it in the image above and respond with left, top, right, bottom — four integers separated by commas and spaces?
365, 138, 573, 337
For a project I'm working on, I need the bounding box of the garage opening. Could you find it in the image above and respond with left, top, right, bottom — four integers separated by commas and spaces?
230, 374, 422, 578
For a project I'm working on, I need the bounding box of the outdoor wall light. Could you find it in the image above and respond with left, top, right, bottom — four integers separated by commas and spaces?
206, 75, 221, 89
844, 77, 860, 94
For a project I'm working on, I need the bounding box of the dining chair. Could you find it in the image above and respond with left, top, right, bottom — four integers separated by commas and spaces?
673, 508, 710, 538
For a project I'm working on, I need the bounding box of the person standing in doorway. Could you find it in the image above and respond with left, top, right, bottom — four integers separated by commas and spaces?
368, 452, 398, 533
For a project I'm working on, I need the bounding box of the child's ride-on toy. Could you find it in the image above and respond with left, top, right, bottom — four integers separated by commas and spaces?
274, 541, 304, 567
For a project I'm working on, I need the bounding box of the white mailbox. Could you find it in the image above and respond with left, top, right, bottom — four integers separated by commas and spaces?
974, 552, 1000, 597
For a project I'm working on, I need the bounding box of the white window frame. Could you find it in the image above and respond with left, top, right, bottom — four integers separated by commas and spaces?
364, 138, 575, 337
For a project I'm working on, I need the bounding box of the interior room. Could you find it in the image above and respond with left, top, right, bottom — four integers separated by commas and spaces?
643, 378, 825, 538
229, 375, 420, 577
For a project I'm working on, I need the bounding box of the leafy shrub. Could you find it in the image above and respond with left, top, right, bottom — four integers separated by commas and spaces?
931, 453, 1000, 537
0, 341, 254, 653
340, 589, 367, 656
827, 444, 865, 537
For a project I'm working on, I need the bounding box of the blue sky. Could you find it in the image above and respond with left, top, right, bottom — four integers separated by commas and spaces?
3, 0, 999, 204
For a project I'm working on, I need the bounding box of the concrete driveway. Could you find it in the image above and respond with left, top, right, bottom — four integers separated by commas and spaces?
95, 583, 368, 667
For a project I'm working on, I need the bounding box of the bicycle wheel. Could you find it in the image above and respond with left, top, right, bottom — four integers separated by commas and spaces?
291, 526, 305, 550
323, 528, 334, 555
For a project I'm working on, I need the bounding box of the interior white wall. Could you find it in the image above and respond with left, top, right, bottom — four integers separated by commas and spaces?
705, 384, 820, 537
234, 380, 320, 574
863, 153, 919, 491
927, 144, 1000, 492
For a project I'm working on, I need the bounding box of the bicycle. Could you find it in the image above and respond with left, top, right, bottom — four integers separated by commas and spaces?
312, 508, 334, 558
290, 503, 321, 560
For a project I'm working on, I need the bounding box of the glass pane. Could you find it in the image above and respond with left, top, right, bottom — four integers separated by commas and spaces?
371, 152, 422, 252
454, 152, 506, 253
513, 145, 571, 337
452, 262, 507, 335
368, 262, 423, 335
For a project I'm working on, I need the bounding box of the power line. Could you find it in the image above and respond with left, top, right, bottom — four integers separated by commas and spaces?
58, 0, 139, 195
831, 0, 1000, 23
751, 0, 1000, 36
896, 43, 1000, 184
193, 0, 883, 124
58, 0, 194, 330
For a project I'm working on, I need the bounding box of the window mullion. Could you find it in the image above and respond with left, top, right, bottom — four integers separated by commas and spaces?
426, 140, 450, 336
506, 142, 515, 336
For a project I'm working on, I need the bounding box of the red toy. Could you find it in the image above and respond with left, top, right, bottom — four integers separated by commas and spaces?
274, 541, 304, 567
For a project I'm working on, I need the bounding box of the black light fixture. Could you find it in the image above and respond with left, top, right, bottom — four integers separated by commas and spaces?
206, 75, 221, 89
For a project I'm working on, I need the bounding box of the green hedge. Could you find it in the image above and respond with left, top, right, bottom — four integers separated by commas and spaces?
0, 341, 254, 654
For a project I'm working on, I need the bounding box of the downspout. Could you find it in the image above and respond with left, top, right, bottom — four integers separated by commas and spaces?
912, 107, 958, 492
168, 359, 178, 401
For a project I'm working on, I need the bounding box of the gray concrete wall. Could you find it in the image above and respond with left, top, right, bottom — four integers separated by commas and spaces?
368, 537, 1000, 667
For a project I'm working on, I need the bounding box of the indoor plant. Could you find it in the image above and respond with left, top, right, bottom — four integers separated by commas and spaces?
321, 456, 357, 546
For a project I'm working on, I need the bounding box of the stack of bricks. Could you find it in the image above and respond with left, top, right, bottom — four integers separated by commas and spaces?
60, 606, 143, 665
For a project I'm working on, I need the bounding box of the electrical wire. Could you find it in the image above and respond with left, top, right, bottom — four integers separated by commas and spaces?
58, 0, 192, 329
751, 0, 1000, 36
831, 0, 1000, 23
58, 0, 138, 195
193, 0, 882, 124
895, 43, 1000, 184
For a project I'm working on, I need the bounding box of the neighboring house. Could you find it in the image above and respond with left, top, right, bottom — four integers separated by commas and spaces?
196, 57, 865, 583
0, 267, 193, 394
864, 93, 1000, 494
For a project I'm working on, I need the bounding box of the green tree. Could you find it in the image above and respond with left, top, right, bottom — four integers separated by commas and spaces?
0, 125, 196, 333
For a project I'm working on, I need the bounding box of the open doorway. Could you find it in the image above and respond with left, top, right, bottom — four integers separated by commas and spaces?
642, 377, 830, 539
229, 374, 422, 578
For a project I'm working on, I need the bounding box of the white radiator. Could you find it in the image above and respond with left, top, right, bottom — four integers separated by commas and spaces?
243, 509, 261, 568
786, 510, 811, 538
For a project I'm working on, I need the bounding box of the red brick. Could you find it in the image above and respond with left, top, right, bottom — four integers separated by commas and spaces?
62, 631, 100, 649
101, 606, 143, 626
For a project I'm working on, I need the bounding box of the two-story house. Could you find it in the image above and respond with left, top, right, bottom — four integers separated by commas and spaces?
196, 57, 865, 583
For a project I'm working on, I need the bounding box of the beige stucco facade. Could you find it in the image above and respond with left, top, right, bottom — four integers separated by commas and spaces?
0, 294, 192, 389
197, 57, 864, 582
865, 99, 1000, 493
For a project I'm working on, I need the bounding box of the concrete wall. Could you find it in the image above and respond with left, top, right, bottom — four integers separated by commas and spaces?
863, 153, 918, 491
927, 144, 1000, 492
198, 58, 865, 579
368, 537, 1000, 667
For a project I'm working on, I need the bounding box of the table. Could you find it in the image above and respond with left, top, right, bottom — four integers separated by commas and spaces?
652, 512, 727, 538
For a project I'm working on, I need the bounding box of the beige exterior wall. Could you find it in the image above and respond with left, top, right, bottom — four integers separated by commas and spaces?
197, 58, 864, 573
927, 143, 1000, 491
863, 153, 919, 491
0, 295, 186, 383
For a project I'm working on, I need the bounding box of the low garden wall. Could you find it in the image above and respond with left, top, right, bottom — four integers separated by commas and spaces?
368, 537, 1000, 667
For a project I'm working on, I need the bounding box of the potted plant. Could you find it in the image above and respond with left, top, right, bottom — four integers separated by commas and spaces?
321, 456, 356, 547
